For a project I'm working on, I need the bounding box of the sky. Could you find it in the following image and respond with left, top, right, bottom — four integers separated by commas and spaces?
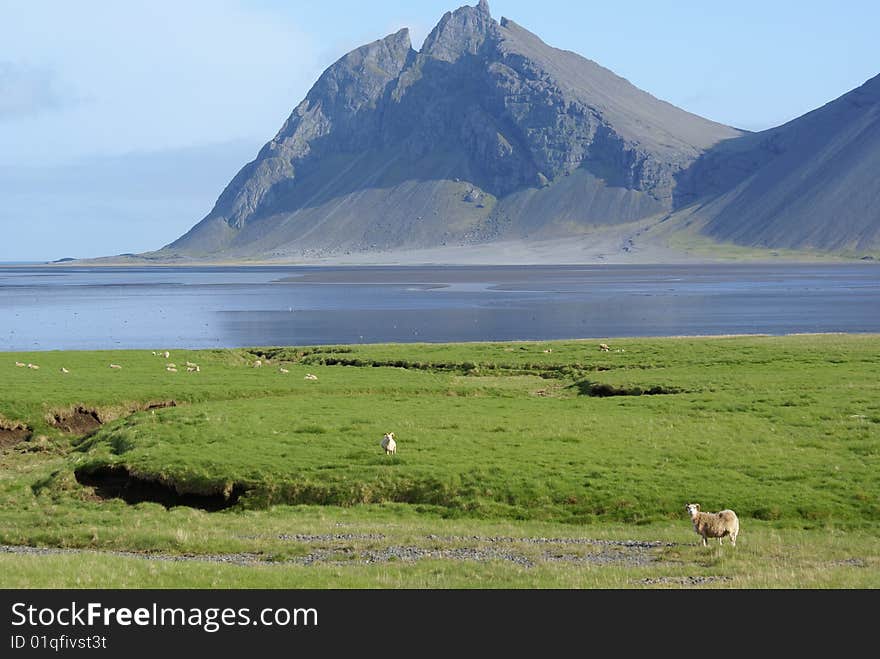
1, 0, 878, 260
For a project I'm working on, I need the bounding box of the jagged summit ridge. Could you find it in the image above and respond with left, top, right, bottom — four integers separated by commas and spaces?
421, 1, 497, 62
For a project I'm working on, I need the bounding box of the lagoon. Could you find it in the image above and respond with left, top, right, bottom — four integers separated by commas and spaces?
1, 264, 878, 351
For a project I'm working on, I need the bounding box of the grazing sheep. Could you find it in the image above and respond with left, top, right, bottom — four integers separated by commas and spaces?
186, 366, 198, 373
279, 368, 289, 374
543, 349, 553, 354
27, 363, 40, 370
15, 361, 25, 367
166, 363, 176, 368
151, 351, 157, 356
109, 364, 122, 369
166, 366, 178, 373
381, 432, 397, 455
60, 367, 69, 374
599, 344, 611, 352
685, 503, 739, 547
163, 351, 170, 359
185, 361, 197, 368
253, 360, 263, 368
304, 373, 318, 381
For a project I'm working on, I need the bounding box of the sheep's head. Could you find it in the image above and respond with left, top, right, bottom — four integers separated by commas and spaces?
685, 503, 701, 518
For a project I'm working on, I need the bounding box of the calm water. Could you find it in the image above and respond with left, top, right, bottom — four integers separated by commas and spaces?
1, 264, 878, 351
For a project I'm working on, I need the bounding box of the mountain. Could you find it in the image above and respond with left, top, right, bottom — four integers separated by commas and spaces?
676, 73, 880, 252
160, 1, 741, 260
157, 2, 878, 262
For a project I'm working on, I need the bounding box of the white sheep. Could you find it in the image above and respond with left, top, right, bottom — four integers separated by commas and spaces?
253, 360, 263, 368
186, 361, 198, 368
685, 503, 739, 547
27, 363, 40, 370
599, 343, 611, 352
109, 364, 122, 369
304, 373, 318, 381
166, 366, 178, 373
381, 432, 397, 455
163, 351, 170, 359
15, 361, 25, 367
279, 368, 289, 374
166, 363, 176, 368
60, 367, 70, 374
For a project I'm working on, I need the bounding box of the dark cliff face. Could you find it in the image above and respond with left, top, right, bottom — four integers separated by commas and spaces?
212, 27, 416, 230
164, 2, 877, 259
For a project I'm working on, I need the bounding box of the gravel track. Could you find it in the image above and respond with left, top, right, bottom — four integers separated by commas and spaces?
638, 576, 734, 586
1, 544, 262, 566
1, 535, 672, 569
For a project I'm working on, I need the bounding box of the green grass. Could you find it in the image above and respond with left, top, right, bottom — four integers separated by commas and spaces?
1, 335, 878, 587
0, 514, 876, 588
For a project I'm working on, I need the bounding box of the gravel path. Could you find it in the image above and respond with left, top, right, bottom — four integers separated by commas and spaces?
638, 576, 734, 586
275, 533, 386, 542
1, 544, 262, 566
1, 536, 671, 569
424, 534, 675, 548
292, 546, 536, 567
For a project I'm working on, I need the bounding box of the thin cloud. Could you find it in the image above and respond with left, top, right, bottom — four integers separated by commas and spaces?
0, 61, 71, 119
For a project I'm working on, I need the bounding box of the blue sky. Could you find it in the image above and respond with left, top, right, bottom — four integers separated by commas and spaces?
2, 0, 878, 260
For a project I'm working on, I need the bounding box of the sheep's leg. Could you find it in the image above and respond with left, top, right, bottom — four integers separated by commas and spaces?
701, 536, 708, 547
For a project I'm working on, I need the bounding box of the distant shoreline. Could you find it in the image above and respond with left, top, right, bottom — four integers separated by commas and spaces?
8, 227, 879, 269
7, 225, 877, 269
4, 332, 879, 356
4, 254, 875, 268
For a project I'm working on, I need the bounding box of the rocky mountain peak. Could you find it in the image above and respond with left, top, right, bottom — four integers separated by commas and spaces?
421, 2, 499, 62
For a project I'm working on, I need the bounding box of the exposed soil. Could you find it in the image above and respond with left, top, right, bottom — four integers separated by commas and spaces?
0, 422, 32, 449
146, 400, 177, 410
51, 407, 103, 434
51, 400, 177, 436
573, 380, 683, 397
74, 465, 244, 512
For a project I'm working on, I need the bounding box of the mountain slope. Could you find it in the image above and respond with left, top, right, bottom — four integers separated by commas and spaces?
680, 73, 880, 252
162, 1, 742, 259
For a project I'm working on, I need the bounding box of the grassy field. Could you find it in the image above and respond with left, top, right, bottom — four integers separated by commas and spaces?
1, 335, 878, 587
